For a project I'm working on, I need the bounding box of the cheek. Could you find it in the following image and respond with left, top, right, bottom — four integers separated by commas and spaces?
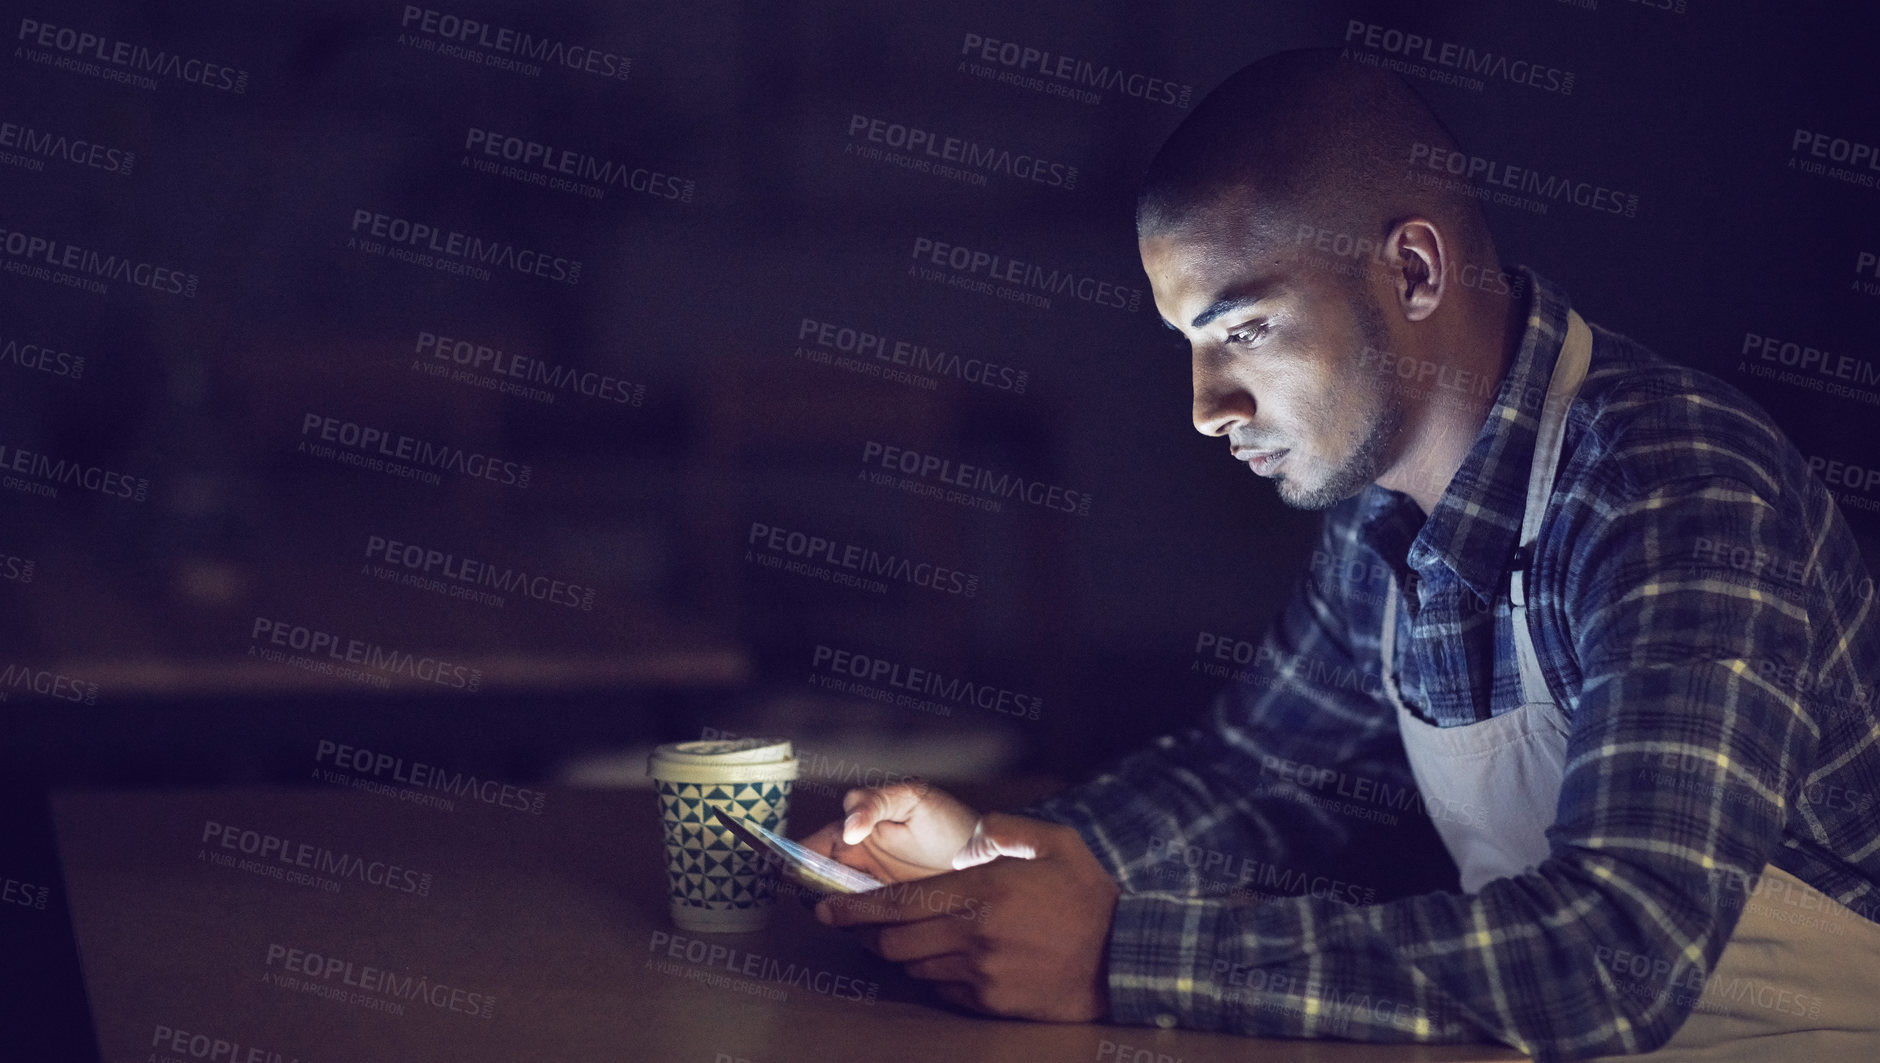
1287, 374, 1350, 443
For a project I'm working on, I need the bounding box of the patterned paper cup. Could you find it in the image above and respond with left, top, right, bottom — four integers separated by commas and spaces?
647, 738, 797, 932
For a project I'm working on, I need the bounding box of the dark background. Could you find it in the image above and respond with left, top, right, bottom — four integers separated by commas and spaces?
3, 0, 1876, 1055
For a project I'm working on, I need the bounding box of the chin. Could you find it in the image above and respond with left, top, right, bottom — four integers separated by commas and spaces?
1275, 465, 1363, 512
1274, 479, 1330, 511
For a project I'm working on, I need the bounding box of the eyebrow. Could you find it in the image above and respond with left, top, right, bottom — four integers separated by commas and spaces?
1157, 280, 1282, 333
1191, 295, 1263, 331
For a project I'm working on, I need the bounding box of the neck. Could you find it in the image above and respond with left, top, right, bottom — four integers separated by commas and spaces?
1376, 290, 1526, 515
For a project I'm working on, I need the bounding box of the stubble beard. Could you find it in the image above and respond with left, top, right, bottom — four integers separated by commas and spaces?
1273, 292, 1406, 511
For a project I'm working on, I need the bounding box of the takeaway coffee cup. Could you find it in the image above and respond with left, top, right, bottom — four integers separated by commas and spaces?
647, 738, 797, 932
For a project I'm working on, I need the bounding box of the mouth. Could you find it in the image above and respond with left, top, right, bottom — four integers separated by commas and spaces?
1234, 448, 1289, 476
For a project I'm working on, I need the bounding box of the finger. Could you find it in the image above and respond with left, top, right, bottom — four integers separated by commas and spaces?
820, 864, 1002, 928
817, 885, 916, 927
903, 953, 980, 984
951, 811, 1043, 868
839, 779, 932, 845
931, 981, 980, 1012
951, 818, 995, 869
773, 863, 829, 908
873, 916, 967, 964
796, 820, 843, 858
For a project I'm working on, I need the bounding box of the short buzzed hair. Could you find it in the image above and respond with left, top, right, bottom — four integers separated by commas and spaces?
1138, 49, 1494, 266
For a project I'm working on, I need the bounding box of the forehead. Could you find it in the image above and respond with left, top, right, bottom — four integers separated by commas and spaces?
1139, 209, 1293, 315
1142, 188, 1292, 262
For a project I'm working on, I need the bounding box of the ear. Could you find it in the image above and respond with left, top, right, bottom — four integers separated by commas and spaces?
1381, 217, 1448, 323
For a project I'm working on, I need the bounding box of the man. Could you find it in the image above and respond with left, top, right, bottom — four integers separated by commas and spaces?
800, 50, 1880, 1061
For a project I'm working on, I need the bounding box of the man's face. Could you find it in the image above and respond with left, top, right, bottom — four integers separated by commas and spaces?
1140, 211, 1405, 510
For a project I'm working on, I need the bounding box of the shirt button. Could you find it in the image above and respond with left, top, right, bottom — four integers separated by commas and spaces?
1154, 1013, 1178, 1029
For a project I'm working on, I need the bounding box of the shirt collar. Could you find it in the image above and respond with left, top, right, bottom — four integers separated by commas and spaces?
1357, 266, 1574, 602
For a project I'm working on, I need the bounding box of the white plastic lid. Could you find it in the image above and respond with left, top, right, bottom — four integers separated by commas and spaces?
647, 738, 797, 784
649, 738, 793, 765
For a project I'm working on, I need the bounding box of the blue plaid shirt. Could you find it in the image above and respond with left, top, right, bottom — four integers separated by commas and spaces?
1019, 269, 1880, 1059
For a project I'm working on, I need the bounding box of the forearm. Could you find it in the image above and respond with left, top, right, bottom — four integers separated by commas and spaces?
1014, 713, 1452, 899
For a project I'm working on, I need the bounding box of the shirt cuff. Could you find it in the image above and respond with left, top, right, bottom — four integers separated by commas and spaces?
1104, 891, 1235, 1032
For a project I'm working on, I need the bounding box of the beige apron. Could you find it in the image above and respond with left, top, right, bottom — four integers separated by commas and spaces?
1378, 310, 1880, 1060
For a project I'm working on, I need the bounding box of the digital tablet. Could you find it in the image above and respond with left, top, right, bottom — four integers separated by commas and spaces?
711, 805, 885, 895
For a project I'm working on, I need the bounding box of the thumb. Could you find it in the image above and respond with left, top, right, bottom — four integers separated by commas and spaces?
840, 780, 931, 845
950, 812, 1044, 869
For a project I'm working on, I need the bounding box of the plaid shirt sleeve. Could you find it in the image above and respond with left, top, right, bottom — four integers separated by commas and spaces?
1014, 470, 1830, 1060
1016, 503, 1456, 902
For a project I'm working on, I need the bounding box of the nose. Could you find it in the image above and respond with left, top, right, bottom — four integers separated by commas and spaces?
1191, 356, 1253, 437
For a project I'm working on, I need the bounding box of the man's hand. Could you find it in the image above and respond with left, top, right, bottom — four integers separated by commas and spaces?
813, 812, 1120, 1023
797, 780, 980, 884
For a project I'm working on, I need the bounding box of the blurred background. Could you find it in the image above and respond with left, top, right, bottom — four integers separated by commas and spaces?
2, 0, 1876, 1054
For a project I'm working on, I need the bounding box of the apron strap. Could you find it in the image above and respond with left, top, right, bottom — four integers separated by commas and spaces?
1508, 309, 1593, 706
1381, 578, 1402, 710
1386, 310, 1594, 715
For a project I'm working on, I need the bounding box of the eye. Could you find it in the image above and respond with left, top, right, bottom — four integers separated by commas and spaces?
1225, 321, 1270, 347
